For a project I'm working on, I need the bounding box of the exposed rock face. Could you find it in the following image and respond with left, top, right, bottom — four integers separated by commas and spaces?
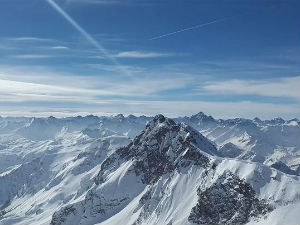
96, 114, 216, 185
188, 172, 272, 225
271, 161, 299, 176
51, 115, 218, 224
51, 206, 77, 225
0, 113, 299, 225
50, 115, 276, 225
218, 142, 243, 158
296, 165, 300, 175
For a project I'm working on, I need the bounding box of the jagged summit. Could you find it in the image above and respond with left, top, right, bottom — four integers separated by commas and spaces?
190, 112, 215, 122
96, 114, 217, 185
253, 117, 263, 125
49, 114, 298, 225
114, 113, 125, 120
134, 114, 218, 156
48, 115, 56, 120
270, 117, 285, 124
142, 114, 175, 133
127, 114, 137, 120
149, 114, 170, 124
0, 113, 299, 225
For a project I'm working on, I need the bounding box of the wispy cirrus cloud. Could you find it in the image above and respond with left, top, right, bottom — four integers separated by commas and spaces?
12, 54, 55, 59
85, 63, 145, 73
200, 76, 300, 100
46, 0, 130, 76
0, 76, 190, 101
51, 46, 69, 50
0, 64, 192, 103
0, 64, 298, 119
115, 51, 173, 58
8, 37, 54, 42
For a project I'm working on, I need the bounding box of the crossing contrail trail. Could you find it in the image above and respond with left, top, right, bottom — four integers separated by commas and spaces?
46, 0, 130, 76
149, 17, 231, 41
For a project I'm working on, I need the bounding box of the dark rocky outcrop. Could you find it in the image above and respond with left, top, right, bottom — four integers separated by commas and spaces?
95, 115, 215, 185
188, 172, 272, 225
271, 161, 299, 176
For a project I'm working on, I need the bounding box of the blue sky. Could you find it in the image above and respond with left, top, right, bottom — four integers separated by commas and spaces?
0, 0, 299, 119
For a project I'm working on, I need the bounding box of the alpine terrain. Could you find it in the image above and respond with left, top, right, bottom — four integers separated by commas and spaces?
0, 113, 299, 225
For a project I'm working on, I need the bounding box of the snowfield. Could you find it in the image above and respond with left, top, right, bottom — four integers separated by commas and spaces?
0, 113, 299, 225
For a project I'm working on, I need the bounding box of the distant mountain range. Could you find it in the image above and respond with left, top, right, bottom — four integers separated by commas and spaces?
0, 113, 299, 225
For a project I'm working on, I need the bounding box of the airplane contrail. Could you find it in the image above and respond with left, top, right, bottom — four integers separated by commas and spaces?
46, 0, 130, 76
149, 17, 231, 41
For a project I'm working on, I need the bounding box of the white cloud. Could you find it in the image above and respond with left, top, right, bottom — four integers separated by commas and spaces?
0, 64, 298, 119
85, 63, 145, 73
0, 78, 114, 101
0, 64, 192, 104
0, 76, 190, 102
115, 51, 173, 58
201, 76, 300, 100
51, 46, 69, 50
12, 54, 54, 59
0, 100, 298, 120
115, 100, 299, 119
9, 37, 54, 42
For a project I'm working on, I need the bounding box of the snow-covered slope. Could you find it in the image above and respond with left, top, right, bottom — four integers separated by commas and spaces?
48, 115, 299, 225
1, 112, 298, 173
178, 112, 300, 172
0, 116, 132, 225
0, 114, 149, 174
0, 113, 299, 225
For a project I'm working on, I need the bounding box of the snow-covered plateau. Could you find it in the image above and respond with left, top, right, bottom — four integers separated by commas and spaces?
0, 113, 299, 225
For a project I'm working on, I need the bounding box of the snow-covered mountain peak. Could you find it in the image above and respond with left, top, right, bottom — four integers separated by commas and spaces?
0, 113, 299, 225
95, 115, 217, 186
49, 116, 219, 224
146, 114, 173, 126
270, 117, 285, 125
133, 114, 218, 157
190, 112, 216, 123
114, 113, 125, 121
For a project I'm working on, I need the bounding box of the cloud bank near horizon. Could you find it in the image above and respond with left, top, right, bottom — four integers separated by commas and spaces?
0, 0, 299, 119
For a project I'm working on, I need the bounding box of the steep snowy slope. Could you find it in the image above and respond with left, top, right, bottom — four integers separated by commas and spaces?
0, 131, 130, 225
97, 114, 150, 138
1, 112, 298, 174
0, 115, 149, 174
0, 113, 299, 225
178, 112, 300, 172
49, 115, 300, 225
0, 114, 149, 142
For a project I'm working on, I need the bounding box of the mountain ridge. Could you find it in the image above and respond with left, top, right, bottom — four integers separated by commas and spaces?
0, 113, 299, 225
